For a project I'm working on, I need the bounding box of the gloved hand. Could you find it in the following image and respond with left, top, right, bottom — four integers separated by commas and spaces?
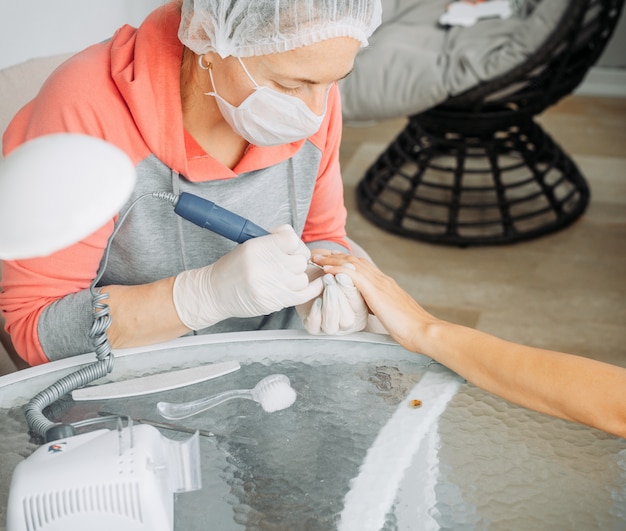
295, 259, 326, 323
173, 225, 324, 330
299, 267, 369, 336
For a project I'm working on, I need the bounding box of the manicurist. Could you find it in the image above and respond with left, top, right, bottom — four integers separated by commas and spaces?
0, 0, 382, 365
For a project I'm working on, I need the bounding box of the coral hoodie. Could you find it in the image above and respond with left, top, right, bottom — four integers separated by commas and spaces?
0, 2, 349, 365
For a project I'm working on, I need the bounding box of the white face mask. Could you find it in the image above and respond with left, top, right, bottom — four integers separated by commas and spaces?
202, 55, 327, 147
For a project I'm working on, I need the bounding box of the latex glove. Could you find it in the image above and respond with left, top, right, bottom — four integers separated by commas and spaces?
300, 269, 368, 336
295, 258, 326, 315
173, 225, 324, 330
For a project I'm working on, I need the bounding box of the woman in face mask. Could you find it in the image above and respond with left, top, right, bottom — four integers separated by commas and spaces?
0, 0, 382, 366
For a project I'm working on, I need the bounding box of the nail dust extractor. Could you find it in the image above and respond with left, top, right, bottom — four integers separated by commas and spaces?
7, 421, 201, 531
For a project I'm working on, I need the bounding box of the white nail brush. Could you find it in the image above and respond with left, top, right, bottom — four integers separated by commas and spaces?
157, 373, 296, 420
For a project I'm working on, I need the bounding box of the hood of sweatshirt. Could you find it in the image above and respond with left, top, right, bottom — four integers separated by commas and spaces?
109, 3, 193, 179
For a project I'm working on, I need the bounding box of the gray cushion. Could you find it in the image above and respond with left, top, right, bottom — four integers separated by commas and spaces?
340, 0, 569, 123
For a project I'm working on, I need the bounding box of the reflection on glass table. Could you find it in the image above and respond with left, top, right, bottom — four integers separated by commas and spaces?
0, 331, 624, 531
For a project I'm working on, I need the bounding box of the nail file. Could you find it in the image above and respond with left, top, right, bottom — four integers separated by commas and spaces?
72, 360, 240, 401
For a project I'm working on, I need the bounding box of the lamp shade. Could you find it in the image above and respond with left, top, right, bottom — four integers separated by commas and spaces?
0, 134, 136, 259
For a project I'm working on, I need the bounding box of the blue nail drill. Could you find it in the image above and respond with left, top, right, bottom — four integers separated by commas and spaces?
154, 191, 322, 268
172, 192, 269, 243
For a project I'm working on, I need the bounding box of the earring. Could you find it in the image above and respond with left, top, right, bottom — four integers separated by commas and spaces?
198, 55, 212, 70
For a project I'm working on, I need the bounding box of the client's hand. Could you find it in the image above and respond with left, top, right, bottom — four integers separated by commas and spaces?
315, 253, 436, 351
173, 225, 323, 330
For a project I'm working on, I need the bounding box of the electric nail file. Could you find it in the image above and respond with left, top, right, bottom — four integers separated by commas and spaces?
166, 191, 323, 267
173, 192, 270, 243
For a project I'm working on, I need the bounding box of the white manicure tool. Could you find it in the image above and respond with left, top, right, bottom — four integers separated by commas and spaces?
72, 360, 240, 400
157, 373, 296, 420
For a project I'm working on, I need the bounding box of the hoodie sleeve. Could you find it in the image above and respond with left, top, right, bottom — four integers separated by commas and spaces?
0, 45, 125, 365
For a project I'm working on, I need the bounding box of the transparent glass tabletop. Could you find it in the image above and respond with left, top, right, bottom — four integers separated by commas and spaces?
1, 331, 624, 530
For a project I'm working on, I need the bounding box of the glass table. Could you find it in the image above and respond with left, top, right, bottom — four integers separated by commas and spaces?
1, 330, 624, 530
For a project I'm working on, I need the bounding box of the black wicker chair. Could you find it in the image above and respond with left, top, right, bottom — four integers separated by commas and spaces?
356, 0, 624, 246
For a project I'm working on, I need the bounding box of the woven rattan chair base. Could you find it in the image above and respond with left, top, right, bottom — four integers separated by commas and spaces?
357, 116, 590, 246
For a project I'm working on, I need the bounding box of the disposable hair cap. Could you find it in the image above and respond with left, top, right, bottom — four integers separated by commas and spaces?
179, 0, 383, 58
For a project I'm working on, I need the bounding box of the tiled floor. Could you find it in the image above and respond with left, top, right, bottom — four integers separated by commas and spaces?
1, 95, 625, 375
339, 95, 626, 368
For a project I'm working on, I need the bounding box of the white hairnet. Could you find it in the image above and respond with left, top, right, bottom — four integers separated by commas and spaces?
178, 0, 382, 58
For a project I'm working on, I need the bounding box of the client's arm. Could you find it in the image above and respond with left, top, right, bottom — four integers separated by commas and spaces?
317, 254, 626, 439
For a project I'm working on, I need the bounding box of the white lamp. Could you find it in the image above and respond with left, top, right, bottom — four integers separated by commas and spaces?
0, 133, 136, 259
